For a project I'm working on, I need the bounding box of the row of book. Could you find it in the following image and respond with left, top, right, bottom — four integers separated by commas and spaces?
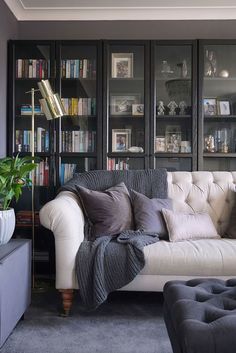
29, 159, 49, 186
107, 158, 130, 170
16, 210, 40, 227
16, 128, 49, 152
16, 59, 50, 79
61, 59, 96, 79
60, 163, 77, 185
61, 97, 96, 116
61, 130, 96, 152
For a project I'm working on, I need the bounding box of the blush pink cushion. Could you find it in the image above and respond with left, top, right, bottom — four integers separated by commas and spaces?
162, 208, 220, 242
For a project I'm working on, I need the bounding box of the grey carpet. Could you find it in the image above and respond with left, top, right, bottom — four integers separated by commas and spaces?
1, 289, 173, 353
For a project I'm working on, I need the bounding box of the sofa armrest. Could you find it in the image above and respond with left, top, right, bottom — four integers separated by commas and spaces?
39, 191, 84, 289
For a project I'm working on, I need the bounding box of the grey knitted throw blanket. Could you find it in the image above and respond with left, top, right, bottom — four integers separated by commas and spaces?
76, 230, 159, 310
61, 169, 168, 309
59, 169, 167, 199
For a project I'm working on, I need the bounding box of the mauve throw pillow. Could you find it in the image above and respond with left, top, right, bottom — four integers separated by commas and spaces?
131, 190, 172, 240
162, 208, 220, 242
76, 182, 134, 239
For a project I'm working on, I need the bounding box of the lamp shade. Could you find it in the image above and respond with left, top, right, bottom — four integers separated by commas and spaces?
38, 79, 66, 120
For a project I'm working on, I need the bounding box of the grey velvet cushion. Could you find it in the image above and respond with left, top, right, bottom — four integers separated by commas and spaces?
131, 190, 172, 240
76, 182, 134, 239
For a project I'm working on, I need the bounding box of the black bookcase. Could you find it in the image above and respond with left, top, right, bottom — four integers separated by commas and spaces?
10, 38, 234, 275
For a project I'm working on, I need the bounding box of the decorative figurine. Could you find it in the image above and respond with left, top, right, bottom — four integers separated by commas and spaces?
179, 101, 187, 115
157, 101, 165, 115
167, 100, 178, 115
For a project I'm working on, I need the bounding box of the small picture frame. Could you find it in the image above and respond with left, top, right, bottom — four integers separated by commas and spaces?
155, 137, 166, 152
218, 100, 231, 116
110, 94, 141, 115
111, 53, 133, 78
132, 104, 144, 116
203, 98, 217, 116
112, 129, 131, 152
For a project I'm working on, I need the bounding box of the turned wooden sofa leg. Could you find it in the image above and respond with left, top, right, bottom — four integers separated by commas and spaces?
59, 289, 74, 317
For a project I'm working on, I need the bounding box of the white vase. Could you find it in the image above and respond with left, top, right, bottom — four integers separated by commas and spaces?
0, 208, 16, 245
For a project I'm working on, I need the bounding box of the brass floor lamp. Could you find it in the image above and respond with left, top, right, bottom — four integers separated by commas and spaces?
26, 80, 66, 289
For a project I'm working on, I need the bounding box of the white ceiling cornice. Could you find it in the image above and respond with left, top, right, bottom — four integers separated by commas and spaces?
4, 0, 236, 21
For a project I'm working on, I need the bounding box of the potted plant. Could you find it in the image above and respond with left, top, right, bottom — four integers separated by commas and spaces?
0, 154, 37, 245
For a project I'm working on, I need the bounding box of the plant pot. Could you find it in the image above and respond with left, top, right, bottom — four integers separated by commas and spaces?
0, 208, 15, 245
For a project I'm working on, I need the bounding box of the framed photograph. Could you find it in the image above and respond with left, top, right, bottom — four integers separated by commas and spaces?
155, 137, 166, 152
112, 129, 131, 152
111, 53, 133, 78
110, 94, 141, 115
204, 98, 217, 116
218, 100, 231, 116
132, 104, 144, 116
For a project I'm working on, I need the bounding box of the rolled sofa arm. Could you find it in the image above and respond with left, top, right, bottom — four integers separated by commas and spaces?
39, 191, 85, 289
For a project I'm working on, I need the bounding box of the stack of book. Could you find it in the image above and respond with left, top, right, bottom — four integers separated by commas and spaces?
16, 210, 40, 227
61, 59, 96, 79
20, 104, 42, 115
16, 59, 50, 79
61, 97, 96, 116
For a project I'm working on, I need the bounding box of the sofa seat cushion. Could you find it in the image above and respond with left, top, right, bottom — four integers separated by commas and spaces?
140, 239, 236, 276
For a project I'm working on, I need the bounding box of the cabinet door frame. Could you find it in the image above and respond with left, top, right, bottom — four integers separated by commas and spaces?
103, 40, 150, 170
55, 40, 103, 185
150, 39, 198, 171
198, 39, 236, 171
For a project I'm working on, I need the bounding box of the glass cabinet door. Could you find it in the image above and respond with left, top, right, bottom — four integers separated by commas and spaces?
104, 41, 149, 170
153, 41, 196, 171
8, 40, 55, 276
58, 41, 101, 184
200, 41, 236, 171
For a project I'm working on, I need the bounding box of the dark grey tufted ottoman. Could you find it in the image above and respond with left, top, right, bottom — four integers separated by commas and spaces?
163, 279, 236, 353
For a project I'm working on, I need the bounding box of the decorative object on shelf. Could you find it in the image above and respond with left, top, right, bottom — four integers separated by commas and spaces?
180, 141, 191, 153
219, 70, 229, 78
177, 59, 188, 78
157, 101, 165, 115
110, 94, 140, 115
167, 100, 178, 115
215, 128, 231, 153
112, 129, 131, 152
128, 146, 144, 153
155, 137, 166, 152
179, 101, 187, 115
217, 100, 231, 116
111, 53, 133, 78
26, 79, 66, 289
204, 50, 217, 77
204, 134, 216, 152
161, 60, 173, 77
165, 79, 191, 104
132, 104, 144, 116
203, 98, 217, 116
0, 154, 37, 245
165, 125, 182, 153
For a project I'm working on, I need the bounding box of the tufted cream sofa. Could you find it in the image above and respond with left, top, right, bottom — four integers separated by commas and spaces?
40, 171, 236, 314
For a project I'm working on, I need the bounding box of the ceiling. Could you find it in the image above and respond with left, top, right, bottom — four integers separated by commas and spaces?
4, 0, 236, 21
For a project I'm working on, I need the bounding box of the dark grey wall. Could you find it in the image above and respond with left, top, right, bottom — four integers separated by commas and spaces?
0, 1, 18, 157
18, 20, 236, 40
